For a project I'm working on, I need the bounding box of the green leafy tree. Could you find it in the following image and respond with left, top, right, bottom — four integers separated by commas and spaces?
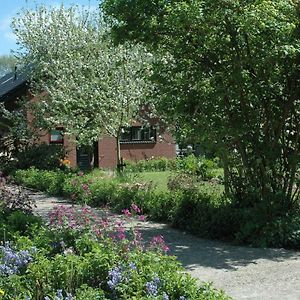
103, 0, 300, 209
0, 55, 16, 76
12, 5, 152, 168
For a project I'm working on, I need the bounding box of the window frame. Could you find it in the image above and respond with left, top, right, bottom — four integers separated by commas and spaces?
120, 126, 156, 144
49, 128, 64, 144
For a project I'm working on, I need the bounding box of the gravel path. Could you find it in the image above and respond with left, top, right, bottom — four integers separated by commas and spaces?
24, 189, 300, 300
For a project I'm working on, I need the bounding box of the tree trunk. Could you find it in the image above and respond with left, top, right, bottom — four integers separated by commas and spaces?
116, 135, 122, 172
221, 151, 230, 197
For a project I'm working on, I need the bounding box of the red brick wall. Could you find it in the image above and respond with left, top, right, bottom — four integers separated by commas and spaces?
27, 93, 176, 170
27, 94, 77, 168
98, 132, 176, 169
98, 136, 117, 168
64, 135, 77, 168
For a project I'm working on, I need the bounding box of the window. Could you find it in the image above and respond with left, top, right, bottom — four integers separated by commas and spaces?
50, 128, 64, 144
120, 126, 156, 143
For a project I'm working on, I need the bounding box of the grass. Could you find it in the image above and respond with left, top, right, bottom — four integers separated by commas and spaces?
136, 171, 173, 192
83, 168, 224, 196
136, 170, 224, 196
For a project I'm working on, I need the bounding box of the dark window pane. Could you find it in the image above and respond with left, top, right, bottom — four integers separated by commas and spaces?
132, 127, 142, 140
120, 128, 131, 141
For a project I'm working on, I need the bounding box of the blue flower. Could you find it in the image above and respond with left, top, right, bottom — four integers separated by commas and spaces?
153, 275, 160, 285
179, 296, 186, 300
146, 281, 158, 296
65, 293, 73, 300
54, 289, 63, 300
108, 266, 123, 290
162, 292, 169, 300
128, 262, 137, 270
0, 242, 33, 276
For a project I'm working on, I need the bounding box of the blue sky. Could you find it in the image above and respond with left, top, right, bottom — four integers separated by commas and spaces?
0, 0, 99, 55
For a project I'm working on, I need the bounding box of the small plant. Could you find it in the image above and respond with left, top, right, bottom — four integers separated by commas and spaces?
0, 182, 36, 215
167, 173, 198, 193
0, 242, 34, 276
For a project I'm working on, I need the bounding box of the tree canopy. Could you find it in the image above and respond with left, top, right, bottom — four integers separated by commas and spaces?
12, 5, 152, 147
0, 55, 16, 77
103, 0, 300, 208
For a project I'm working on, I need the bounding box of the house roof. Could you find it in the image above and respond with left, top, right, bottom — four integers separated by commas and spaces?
0, 67, 29, 102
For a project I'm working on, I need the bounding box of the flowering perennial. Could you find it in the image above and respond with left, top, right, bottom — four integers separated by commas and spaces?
0, 243, 33, 276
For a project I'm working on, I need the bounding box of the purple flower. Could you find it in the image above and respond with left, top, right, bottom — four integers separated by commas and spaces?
131, 203, 141, 214
146, 281, 158, 296
138, 215, 146, 221
179, 296, 186, 300
122, 209, 132, 217
0, 243, 33, 276
108, 266, 123, 290
129, 262, 137, 270
163, 292, 169, 300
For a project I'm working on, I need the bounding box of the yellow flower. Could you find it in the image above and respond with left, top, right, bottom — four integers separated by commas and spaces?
0, 289, 5, 296
60, 158, 71, 166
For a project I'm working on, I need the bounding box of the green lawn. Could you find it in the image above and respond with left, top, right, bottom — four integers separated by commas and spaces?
85, 168, 224, 196
136, 170, 224, 196
136, 171, 173, 192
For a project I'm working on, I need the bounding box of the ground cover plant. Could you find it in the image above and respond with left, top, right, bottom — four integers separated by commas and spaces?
0, 176, 230, 300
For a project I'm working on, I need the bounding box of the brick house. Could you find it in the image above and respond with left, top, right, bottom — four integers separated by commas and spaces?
0, 69, 175, 169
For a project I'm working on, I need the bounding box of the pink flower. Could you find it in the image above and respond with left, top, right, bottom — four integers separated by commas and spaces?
162, 244, 170, 252
122, 209, 132, 217
117, 233, 126, 240
138, 215, 146, 221
131, 203, 141, 214
82, 184, 89, 191
149, 235, 170, 252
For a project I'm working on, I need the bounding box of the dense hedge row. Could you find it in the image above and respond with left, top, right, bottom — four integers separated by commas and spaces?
13, 168, 300, 250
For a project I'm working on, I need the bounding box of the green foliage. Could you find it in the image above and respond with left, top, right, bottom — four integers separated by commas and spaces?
103, 0, 300, 211
0, 195, 229, 299
15, 143, 66, 171
13, 168, 300, 249
0, 55, 16, 77
125, 157, 177, 172
14, 168, 69, 196
125, 155, 219, 180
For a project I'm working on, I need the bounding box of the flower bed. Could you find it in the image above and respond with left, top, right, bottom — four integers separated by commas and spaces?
13, 168, 300, 250
0, 181, 230, 300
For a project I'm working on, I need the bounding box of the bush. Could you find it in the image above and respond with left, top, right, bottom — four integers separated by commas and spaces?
167, 173, 198, 193
15, 143, 66, 171
124, 157, 177, 172
0, 204, 230, 300
13, 168, 300, 250
125, 155, 220, 181
14, 168, 69, 196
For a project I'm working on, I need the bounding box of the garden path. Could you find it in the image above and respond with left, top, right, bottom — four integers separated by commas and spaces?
25, 188, 300, 300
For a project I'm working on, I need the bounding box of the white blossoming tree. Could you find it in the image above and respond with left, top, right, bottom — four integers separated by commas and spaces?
12, 5, 152, 168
